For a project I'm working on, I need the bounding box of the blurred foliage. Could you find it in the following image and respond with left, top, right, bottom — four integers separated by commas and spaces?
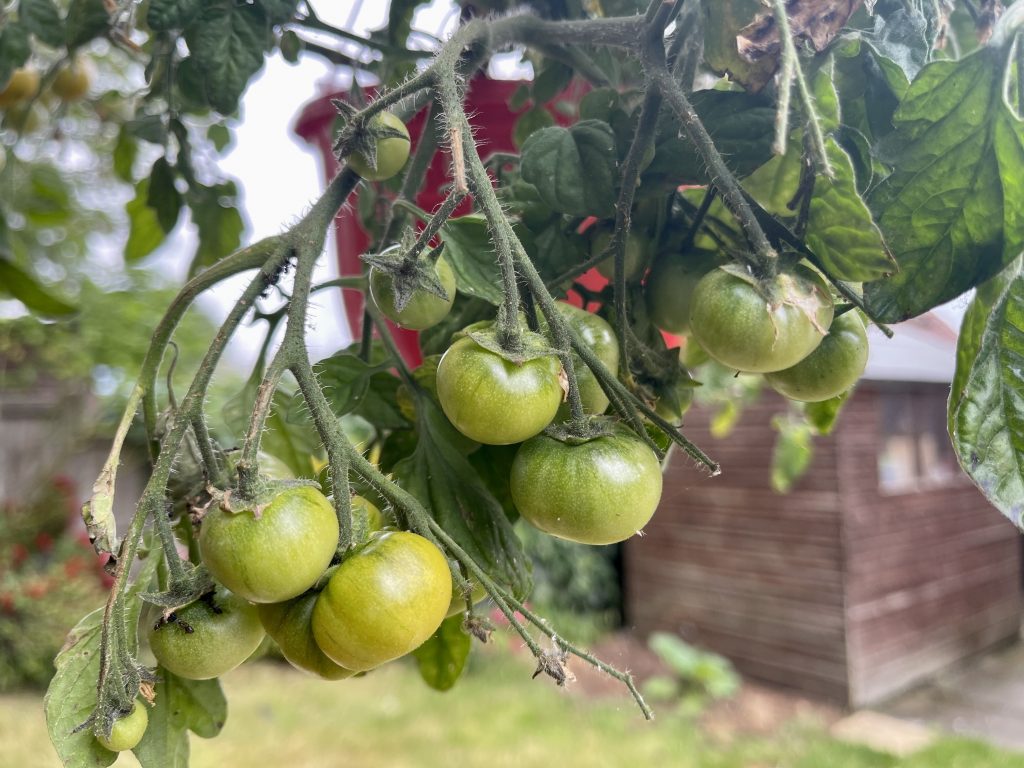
0, 476, 109, 692
642, 632, 740, 716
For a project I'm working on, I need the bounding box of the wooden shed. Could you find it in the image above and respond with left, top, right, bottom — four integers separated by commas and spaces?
623, 312, 1023, 706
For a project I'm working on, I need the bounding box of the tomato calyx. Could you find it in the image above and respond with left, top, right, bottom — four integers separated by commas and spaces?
211, 478, 321, 521
363, 240, 452, 312
542, 414, 619, 444
465, 327, 560, 366
717, 261, 834, 337
331, 101, 409, 174
138, 562, 215, 614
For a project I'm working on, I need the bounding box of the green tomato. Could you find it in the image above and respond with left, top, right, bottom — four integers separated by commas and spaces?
436, 335, 564, 445
644, 250, 718, 335
0, 68, 40, 108
653, 379, 694, 424
445, 565, 489, 618
510, 424, 663, 545
52, 58, 93, 102
592, 230, 648, 281
764, 311, 869, 402
369, 255, 457, 330
347, 111, 411, 181
312, 531, 452, 672
257, 591, 355, 681
688, 265, 834, 373
148, 587, 265, 680
199, 485, 338, 603
554, 301, 619, 416
96, 699, 148, 752
352, 494, 385, 534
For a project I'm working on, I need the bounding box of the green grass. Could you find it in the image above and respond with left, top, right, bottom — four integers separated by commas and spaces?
4, 650, 1021, 768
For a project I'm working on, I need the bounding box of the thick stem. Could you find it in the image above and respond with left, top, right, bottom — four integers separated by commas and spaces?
647, 63, 778, 276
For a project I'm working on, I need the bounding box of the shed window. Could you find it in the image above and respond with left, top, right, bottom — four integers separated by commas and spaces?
877, 387, 962, 493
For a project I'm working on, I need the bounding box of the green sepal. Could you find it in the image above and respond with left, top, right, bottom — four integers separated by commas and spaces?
362, 239, 451, 313
542, 415, 620, 444
139, 563, 215, 611
465, 328, 560, 365
331, 103, 409, 172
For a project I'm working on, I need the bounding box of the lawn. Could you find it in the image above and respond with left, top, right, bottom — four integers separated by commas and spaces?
4, 647, 1021, 768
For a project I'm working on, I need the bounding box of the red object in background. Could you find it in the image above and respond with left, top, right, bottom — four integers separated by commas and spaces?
293, 75, 599, 364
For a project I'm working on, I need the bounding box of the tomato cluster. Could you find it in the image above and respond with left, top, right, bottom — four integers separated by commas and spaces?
0, 59, 94, 137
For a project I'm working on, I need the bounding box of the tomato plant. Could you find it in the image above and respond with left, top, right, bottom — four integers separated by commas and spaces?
311, 531, 451, 672
510, 424, 663, 545
199, 485, 339, 604
688, 265, 834, 373
95, 699, 148, 753
24, 0, 1024, 761
435, 334, 564, 445
148, 588, 265, 681
51, 58, 92, 102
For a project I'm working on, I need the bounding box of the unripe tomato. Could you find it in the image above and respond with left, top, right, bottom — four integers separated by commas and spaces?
446, 568, 488, 618
0, 68, 40, 108
312, 531, 452, 671
593, 230, 648, 281
352, 494, 385, 534
96, 699, 148, 752
52, 59, 93, 101
554, 301, 618, 415
436, 335, 564, 445
644, 250, 719, 335
689, 265, 834, 373
370, 255, 457, 330
257, 590, 355, 681
347, 111, 410, 181
765, 310, 869, 402
199, 485, 338, 603
510, 425, 663, 545
148, 587, 265, 680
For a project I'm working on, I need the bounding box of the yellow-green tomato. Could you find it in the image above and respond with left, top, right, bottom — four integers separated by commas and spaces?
764, 311, 869, 402
510, 425, 663, 545
257, 591, 355, 681
446, 571, 489, 618
347, 111, 411, 181
96, 699, 148, 752
311, 531, 452, 671
52, 58, 93, 101
148, 588, 265, 680
593, 230, 648, 281
0, 68, 40, 108
352, 494, 385, 534
554, 301, 618, 416
436, 334, 564, 445
688, 265, 834, 373
369, 256, 457, 330
199, 485, 338, 604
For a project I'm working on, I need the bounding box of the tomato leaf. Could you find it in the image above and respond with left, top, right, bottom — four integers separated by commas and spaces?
184, 2, 271, 114
45, 553, 158, 767
20, 0, 65, 48
393, 398, 532, 599
147, 0, 203, 31
865, 46, 1024, 322
439, 215, 503, 305
805, 138, 896, 282
412, 615, 471, 692
700, 0, 776, 92
770, 414, 814, 493
64, 0, 110, 49
187, 182, 245, 277
0, 256, 76, 317
802, 390, 850, 436
949, 257, 1024, 527
125, 179, 166, 263
0, 24, 31, 89
112, 128, 138, 182
132, 672, 226, 768
520, 120, 618, 218
147, 158, 183, 234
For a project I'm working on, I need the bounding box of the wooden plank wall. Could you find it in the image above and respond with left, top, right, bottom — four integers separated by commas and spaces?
839, 383, 1022, 706
623, 391, 851, 701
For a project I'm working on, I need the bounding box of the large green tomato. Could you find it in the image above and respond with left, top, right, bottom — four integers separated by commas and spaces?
257, 590, 355, 681
347, 111, 410, 181
199, 485, 338, 603
555, 301, 619, 415
644, 250, 718, 335
592, 230, 649, 280
436, 335, 564, 445
370, 255, 457, 330
312, 531, 452, 672
765, 311, 869, 402
96, 699, 148, 752
148, 587, 265, 680
688, 265, 834, 373
510, 425, 663, 545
